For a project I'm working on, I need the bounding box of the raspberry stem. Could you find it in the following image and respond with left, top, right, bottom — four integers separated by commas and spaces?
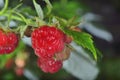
0, 0, 8, 15
7, 3, 23, 28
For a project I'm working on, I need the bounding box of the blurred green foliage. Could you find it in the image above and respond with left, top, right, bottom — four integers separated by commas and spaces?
97, 58, 120, 80
47, 0, 89, 19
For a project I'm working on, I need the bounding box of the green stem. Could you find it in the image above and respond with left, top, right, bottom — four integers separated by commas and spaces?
3, 13, 23, 21
12, 3, 23, 10
7, 3, 23, 27
13, 11, 28, 25
44, 0, 52, 16
0, 0, 8, 15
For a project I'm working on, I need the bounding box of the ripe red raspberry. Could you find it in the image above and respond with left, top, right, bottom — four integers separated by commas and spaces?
0, 30, 18, 54
37, 58, 63, 73
31, 25, 65, 58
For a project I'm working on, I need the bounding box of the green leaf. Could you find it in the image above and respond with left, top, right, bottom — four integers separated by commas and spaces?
95, 48, 103, 61
65, 29, 97, 60
2, 73, 14, 80
51, 1, 80, 19
33, 0, 44, 20
44, 0, 52, 15
54, 17, 67, 27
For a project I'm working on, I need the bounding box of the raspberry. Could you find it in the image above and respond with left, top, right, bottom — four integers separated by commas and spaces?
31, 25, 65, 58
37, 58, 63, 73
0, 30, 7, 46
0, 30, 18, 54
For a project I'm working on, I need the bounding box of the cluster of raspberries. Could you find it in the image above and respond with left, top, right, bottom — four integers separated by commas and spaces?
0, 25, 72, 73
0, 29, 18, 54
31, 25, 71, 73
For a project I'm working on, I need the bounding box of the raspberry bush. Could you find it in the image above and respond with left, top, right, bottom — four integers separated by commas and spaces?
0, 0, 98, 75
